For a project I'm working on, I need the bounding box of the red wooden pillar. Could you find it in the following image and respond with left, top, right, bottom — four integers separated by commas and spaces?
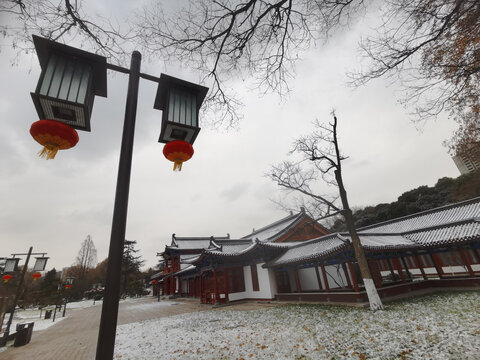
224, 269, 230, 300
414, 255, 428, 280
386, 258, 396, 278
430, 253, 444, 279
178, 278, 182, 295
163, 278, 167, 295
294, 268, 302, 293
341, 262, 353, 288
400, 256, 413, 281
213, 269, 219, 304
314, 265, 323, 291
368, 259, 382, 288
392, 258, 406, 283
459, 249, 475, 277
320, 264, 330, 292
273, 271, 280, 294
170, 276, 175, 294
347, 260, 359, 292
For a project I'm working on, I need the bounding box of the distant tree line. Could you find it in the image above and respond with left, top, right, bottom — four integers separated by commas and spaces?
330, 169, 480, 232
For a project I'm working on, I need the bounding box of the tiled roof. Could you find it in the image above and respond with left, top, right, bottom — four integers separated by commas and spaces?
404, 220, 480, 246
265, 234, 349, 267
167, 235, 229, 251
358, 197, 480, 234
241, 212, 304, 241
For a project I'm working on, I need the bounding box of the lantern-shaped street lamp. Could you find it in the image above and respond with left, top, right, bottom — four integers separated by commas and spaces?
154, 74, 208, 171
4, 258, 20, 273
33, 256, 49, 272
30, 35, 107, 159
66, 277, 74, 286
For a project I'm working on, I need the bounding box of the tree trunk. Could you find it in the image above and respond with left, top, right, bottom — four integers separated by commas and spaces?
335, 170, 384, 311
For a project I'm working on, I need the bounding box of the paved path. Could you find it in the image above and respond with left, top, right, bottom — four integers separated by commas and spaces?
0, 298, 278, 360
0, 297, 206, 360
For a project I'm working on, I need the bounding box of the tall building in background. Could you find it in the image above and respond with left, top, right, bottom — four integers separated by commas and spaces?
452, 143, 480, 174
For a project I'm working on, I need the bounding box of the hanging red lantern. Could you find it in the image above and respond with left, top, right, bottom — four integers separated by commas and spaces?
65, 284, 72, 289
163, 140, 194, 171
2, 274, 13, 283
32, 272, 42, 281
30, 119, 79, 159
151, 280, 158, 285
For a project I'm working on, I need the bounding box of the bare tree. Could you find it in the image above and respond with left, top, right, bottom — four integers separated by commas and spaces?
268, 113, 383, 310
74, 235, 98, 279
2, 1, 478, 147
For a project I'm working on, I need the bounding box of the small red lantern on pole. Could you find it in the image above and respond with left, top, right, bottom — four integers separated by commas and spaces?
163, 140, 194, 171
30, 120, 79, 159
2, 274, 13, 283
32, 272, 42, 281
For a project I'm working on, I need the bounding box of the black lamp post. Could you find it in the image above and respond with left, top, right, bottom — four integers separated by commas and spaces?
29, 36, 208, 359
0, 247, 48, 347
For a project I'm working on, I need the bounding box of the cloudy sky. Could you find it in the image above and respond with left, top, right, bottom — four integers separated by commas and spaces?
0, 1, 460, 271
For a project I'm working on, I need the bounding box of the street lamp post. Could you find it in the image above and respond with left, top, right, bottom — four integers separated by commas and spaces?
29, 36, 208, 360
0, 247, 48, 347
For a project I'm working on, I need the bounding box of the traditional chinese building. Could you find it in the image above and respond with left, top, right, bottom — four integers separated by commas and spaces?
152, 197, 480, 305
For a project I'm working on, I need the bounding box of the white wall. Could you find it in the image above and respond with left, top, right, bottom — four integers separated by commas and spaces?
228, 264, 275, 301
298, 267, 320, 291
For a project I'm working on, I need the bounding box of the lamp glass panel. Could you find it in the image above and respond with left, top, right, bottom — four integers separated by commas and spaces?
66, 277, 74, 285
33, 257, 48, 271
58, 60, 75, 100
68, 64, 84, 102
4, 258, 19, 273
174, 89, 180, 124
77, 65, 92, 104
40, 53, 58, 96
48, 56, 65, 98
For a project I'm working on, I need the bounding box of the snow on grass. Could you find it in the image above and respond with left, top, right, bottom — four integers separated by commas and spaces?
114, 292, 480, 359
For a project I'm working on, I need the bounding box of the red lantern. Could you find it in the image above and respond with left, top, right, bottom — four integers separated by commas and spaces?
2, 274, 13, 283
163, 140, 194, 171
151, 280, 158, 285
65, 284, 72, 289
32, 272, 42, 281
30, 119, 79, 159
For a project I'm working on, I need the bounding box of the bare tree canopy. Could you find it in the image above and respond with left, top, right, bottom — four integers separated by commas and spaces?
268, 114, 384, 310
2, 0, 478, 148
74, 234, 97, 278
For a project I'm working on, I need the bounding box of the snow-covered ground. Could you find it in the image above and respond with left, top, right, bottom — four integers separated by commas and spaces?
114, 292, 480, 359
1, 298, 102, 335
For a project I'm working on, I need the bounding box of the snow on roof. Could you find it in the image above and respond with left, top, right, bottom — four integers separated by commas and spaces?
265, 234, 348, 267
358, 197, 480, 234
241, 212, 304, 241
404, 220, 480, 246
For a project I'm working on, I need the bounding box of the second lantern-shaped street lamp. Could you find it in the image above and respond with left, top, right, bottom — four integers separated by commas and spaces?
28, 36, 208, 359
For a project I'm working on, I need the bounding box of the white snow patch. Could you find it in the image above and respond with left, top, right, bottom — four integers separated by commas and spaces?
114, 292, 480, 359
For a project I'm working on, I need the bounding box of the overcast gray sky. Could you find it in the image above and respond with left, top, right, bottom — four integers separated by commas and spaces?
0, 1, 460, 271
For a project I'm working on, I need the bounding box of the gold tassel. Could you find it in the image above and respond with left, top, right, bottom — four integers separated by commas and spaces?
173, 160, 183, 171
38, 143, 59, 160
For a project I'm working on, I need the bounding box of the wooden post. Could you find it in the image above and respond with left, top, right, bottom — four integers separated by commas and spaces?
386, 258, 395, 278
314, 265, 323, 291
199, 273, 204, 303
320, 264, 330, 292
224, 268, 230, 302
213, 269, 219, 304
368, 259, 382, 288
341, 262, 353, 288
392, 258, 406, 283
274, 270, 280, 294
294, 267, 302, 293
459, 249, 475, 277
400, 256, 413, 281
170, 276, 175, 294
178, 278, 182, 296
414, 254, 428, 280
430, 253, 444, 279
347, 260, 359, 292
